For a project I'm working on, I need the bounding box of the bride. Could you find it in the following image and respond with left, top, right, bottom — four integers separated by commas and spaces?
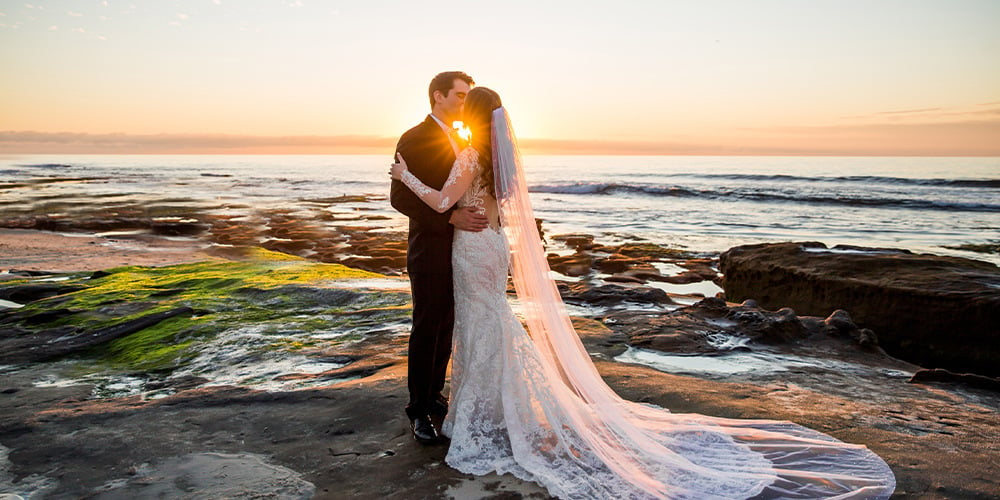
390, 87, 895, 499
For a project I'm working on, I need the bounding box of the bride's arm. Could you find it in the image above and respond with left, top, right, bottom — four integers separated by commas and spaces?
391, 150, 477, 213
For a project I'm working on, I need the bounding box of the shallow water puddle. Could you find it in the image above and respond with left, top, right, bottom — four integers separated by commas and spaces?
615, 347, 781, 375
614, 346, 907, 378
328, 277, 410, 290
645, 279, 723, 298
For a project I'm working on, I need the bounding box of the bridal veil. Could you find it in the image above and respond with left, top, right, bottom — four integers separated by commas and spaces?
490, 106, 895, 499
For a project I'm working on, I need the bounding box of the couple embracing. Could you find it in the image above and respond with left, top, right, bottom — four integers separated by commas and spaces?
389, 71, 895, 499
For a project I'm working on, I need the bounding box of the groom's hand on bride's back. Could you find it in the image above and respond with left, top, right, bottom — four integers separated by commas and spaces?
450, 207, 488, 232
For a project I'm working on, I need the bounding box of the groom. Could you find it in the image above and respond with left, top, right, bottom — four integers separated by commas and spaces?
390, 71, 487, 444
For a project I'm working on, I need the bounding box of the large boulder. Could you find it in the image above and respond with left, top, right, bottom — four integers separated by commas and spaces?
719, 242, 1000, 376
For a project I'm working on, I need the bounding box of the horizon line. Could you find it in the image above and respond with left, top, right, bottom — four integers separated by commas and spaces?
1, 130, 998, 157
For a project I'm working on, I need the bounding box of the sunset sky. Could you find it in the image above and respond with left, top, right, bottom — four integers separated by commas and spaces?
1, 0, 998, 155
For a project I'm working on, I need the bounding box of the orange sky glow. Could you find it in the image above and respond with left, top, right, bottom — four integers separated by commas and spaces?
1, 1, 998, 156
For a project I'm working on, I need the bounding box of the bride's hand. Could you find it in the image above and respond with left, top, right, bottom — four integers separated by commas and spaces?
389, 153, 408, 180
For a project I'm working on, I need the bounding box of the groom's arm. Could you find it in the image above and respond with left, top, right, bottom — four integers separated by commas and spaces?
390, 135, 454, 228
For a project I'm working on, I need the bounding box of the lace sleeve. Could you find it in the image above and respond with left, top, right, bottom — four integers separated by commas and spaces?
400, 148, 479, 213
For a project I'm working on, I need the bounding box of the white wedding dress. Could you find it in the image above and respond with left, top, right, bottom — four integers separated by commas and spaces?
399, 109, 895, 499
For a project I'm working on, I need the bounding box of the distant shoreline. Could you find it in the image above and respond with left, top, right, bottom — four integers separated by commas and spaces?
3, 132, 1000, 157
5, 151, 1000, 157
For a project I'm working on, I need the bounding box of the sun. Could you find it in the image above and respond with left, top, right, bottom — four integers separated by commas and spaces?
453, 121, 472, 142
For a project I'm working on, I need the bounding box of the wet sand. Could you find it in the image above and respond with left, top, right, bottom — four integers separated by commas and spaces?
0, 228, 217, 273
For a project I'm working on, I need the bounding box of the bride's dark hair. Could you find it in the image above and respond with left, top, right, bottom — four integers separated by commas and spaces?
463, 87, 502, 196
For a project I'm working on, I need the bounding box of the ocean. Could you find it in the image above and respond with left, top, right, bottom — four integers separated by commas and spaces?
2, 154, 998, 265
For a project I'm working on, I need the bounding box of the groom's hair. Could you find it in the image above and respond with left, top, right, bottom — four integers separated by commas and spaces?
428, 71, 475, 108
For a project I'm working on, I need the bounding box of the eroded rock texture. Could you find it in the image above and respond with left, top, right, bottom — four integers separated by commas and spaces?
720, 242, 1000, 376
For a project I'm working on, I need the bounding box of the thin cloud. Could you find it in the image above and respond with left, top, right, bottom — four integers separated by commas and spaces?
939, 107, 1000, 118
847, 105, 1000, 122
735, 119, 1000, 156
757, 119, 999, 133
874, 108, 942, 115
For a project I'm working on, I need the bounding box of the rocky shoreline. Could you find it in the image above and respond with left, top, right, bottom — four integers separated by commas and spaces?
720, 242, 1000, 378
2, 220, 999, 498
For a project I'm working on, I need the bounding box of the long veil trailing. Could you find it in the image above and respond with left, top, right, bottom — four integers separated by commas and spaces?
490, 106, 895, 499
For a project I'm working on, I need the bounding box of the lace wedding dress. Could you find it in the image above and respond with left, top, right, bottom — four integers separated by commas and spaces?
399, 110, 895, 499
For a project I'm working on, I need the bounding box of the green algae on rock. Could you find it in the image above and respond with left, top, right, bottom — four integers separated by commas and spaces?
0, 252, 407, 376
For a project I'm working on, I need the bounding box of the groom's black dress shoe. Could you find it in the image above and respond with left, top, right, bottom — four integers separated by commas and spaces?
410, 414, 439, 445
429, 397, 449, 417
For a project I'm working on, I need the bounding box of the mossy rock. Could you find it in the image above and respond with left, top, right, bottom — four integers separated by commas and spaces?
0, 250, 403, 373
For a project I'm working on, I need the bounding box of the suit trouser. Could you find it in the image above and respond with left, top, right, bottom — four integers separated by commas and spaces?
405, 271, 454, 419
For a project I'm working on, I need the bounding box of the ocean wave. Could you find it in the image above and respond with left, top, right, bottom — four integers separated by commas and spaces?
14, 163, 73, 169
529, 183, 1000, 212
668, 173, 1000, 188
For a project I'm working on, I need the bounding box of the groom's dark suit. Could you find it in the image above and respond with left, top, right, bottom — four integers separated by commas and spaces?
391, 115, 458, 420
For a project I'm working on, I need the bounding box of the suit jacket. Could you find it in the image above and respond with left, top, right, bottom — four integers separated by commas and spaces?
391, 116, 458, 274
